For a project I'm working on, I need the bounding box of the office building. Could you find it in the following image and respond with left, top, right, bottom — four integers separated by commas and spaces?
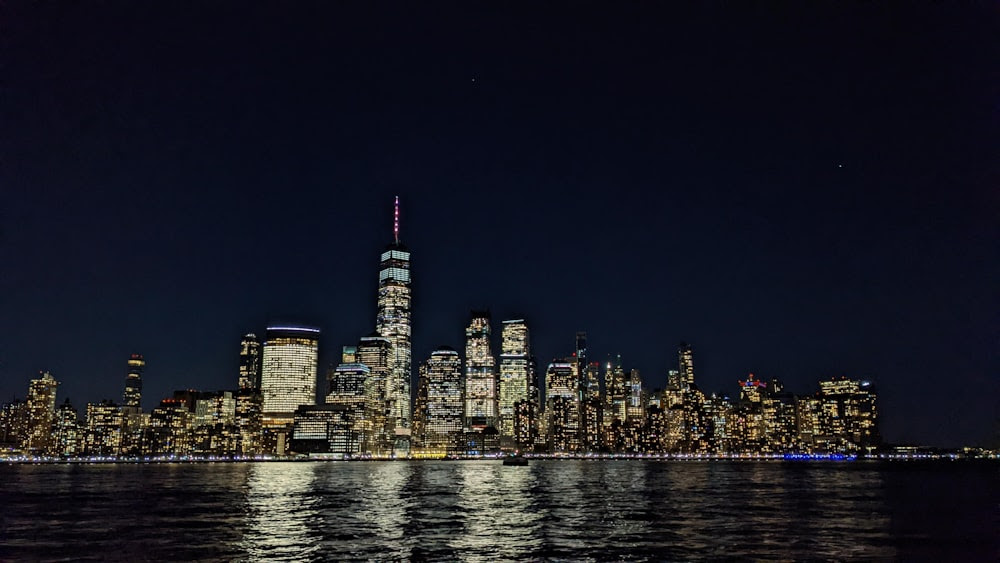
25, 371, 58, 454
120, 355, 146, 456
464, 310, 497, 430
235, 388, 263, 455
818, 377, 880, 453
357, 335, 392, 456
290, 404, 361, 456
122, 354, 144, 409
678, 342, 695, 387
85, 400, 123, 456
545, 358, 580, 453
260, 325, 320, 426
375, 197, 412, 450
239, 334, 262, 390
498, 319, 533, 441
326, 360, 371, 452
421, 347, 464, 455
604, 355, 627, 425
626, 368, 643, 421
53, 399, 83, 457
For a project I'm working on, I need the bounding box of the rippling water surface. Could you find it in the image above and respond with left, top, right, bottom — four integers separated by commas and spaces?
1, 460, 996, 561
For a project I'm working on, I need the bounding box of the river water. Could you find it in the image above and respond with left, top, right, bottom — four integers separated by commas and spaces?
0, 460, 995, 561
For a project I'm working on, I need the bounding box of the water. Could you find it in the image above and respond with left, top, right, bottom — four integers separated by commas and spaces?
0, 460, 995, 561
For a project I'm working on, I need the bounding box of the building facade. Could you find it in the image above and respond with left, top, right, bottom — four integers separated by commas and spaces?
239, 334, 262, 390
260, 325, 320, 426
464, 311, 497, 430
498, 319, 532, 442
421, 347, 464, 455
25, 371, 58, 454
375, 196, 412, 452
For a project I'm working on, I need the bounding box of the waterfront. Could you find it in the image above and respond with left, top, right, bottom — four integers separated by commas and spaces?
1, 460, 996, 561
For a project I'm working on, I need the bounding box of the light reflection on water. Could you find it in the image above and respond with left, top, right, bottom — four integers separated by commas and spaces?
0, 460, 996, 561
243, 463, 322, 561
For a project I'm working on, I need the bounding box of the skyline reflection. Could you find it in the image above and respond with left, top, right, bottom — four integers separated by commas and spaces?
1, 461, 982, 560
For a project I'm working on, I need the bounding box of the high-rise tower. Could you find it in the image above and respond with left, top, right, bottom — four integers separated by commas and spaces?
260, 325, 320, 426
122, 354, 144, 409
545, 358, 581, 453
375, 196, 412, 446
678, 342, 695, 388
120, 354, 146, 456
25, 371, 58, 454
604, 354, 627, 424
236, 333, 264, 455
498, 319, 532, 439
421, 346, 464, 454
239, 334, 262, 390
464, 310, 497, 430
358, 334, 393, 455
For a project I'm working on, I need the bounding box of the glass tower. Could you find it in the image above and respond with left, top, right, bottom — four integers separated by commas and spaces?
358, 334, 392, 455
498, 319, 532, 439
25, 371, 58, 454
545, 358, 580, 453
260, 325, 320, 426
464, 310, 497, 430
604, 354, 627, 424
122, 354, 144, 409
678, 342, 695, 387
422, 347, 463, 453
375, 196, 412, 444
239, 334, 261, 390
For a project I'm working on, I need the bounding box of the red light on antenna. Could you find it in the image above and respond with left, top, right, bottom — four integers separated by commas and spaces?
393, 196, 400, 243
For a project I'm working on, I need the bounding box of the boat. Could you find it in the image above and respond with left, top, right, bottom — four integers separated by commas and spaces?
503, 455, 528, 466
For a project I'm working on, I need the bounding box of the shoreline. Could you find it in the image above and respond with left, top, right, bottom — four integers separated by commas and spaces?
2, 453, 995, 464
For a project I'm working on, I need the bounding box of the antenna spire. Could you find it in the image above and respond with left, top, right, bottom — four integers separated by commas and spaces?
393, 195, 400, 244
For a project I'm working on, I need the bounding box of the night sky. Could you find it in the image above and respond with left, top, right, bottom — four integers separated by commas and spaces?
2, 3, 996, 447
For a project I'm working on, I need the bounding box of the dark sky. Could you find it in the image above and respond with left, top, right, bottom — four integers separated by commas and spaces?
2, 3, 996, 447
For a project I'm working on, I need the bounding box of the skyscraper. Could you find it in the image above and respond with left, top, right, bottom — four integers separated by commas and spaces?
375, 196, 412, 448
357, 334, 392, 455
324, 358, 371, 454
580, 361, 603, 451
545, 358, 581, 453
412, 362, 429, 450
235, 333, 264, 455
575, 332, 588, 369
260, 325, 320, 426
818, 377, 880, 453
239, 334, 262, 390
464, 310, 497, 430
85, 399, 122, 456
626, 368, 644, 421
498, 319, 532, 440
120, 354, 146, 456
604, 354, 627, 424
53, 399, 83, 457
122, 354, 144, 409
678, 342, 695, 387
25, 371, 58, 454
421, 347, 463, 455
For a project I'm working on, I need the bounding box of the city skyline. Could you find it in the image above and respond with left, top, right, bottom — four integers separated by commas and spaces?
3, 4, 995, 448
0, 193, 993, 449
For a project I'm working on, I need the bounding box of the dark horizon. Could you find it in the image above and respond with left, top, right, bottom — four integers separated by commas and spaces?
2, 3, 996, 448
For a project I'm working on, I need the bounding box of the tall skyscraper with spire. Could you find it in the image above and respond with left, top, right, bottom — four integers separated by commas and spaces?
375, 196, 412, 450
